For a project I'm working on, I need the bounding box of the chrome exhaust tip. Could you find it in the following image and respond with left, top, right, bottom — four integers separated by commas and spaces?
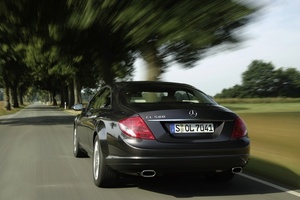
232, 167, 243, 174
140, 170, 156, 178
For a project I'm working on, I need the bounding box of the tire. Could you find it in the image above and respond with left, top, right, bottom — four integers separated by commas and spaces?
205, 170, 235, 182
73, 127, 86, 157
93, 135, 120, 187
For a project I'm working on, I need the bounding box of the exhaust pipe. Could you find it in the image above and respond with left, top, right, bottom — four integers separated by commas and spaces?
232, 167, 243, 174
140, 170, 156, 177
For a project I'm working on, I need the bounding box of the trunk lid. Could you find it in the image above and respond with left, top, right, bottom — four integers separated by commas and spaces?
137, 105, 237, 143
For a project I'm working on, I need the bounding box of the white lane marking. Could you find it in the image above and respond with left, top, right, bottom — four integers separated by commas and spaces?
239, 173, 300, 198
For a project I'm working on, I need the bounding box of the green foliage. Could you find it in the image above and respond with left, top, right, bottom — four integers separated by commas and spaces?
215, 60, 300, 98
242, 61, 276, 96
0, 0, 259, 106
108, 1, 258, 72
0, 88, 3, 100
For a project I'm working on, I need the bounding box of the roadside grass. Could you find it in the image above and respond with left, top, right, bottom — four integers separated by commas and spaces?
219, 102, 300, 114
215, 97, 300, 104
219, 102, 300, 188
0, 101, 24, 116
244, 157, 300, 189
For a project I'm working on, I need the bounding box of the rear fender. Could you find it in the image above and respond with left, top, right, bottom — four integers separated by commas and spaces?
95, 121, 106, 140
95, 121, 109, 156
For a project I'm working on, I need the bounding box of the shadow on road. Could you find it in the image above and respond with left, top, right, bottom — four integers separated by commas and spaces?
0, 104, 75, 126
119, 174, 291, 198
0, 115, 75, 126
245, 157, 300, 189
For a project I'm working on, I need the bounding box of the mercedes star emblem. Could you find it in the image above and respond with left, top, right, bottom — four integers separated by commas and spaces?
189, 110, 197, 117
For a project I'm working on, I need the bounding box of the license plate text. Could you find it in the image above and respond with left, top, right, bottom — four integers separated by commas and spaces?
171, 123, 214, 133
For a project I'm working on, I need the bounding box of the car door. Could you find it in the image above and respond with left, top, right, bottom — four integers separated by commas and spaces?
76, 93, 98, 151
82, 87, 111, 151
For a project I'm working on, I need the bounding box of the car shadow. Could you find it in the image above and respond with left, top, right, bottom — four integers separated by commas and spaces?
120, 174, 291, 198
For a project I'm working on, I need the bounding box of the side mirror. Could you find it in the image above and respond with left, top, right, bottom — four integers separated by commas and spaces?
72, 103, 84, 111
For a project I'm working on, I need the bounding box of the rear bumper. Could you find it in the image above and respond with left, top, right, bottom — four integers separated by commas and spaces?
104, 136, 250, 176
106, 153, 250, 176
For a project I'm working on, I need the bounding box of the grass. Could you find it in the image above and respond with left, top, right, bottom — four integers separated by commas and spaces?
219, 102, 300, 113
0, 101, 25, 116
219, 102, 300, 188
215, 97, 300, 104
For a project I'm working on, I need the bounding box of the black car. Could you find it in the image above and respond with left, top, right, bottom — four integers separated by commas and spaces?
73, 81, 250, 187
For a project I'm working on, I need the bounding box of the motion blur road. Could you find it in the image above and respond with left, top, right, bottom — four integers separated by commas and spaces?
0, 103, 299, 200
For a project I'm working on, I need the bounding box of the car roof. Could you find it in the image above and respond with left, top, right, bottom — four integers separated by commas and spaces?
113, 81, 197, 89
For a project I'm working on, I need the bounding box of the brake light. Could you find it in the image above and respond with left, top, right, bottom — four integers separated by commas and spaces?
119, 116, 155, 140
231, 116, 247, 139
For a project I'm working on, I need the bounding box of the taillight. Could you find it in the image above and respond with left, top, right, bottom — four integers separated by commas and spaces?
231, 116, 247, 139
119, 116, 155, 140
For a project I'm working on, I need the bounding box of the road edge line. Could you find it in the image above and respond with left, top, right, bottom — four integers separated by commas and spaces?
239, 173, 300, 198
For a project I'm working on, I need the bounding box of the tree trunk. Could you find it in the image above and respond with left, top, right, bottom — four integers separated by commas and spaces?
4, 86, 11, 110
0, 89, 3, 101
142, 43, 162, 81
52, 91, 57, 106
18, 86, 25, 105
48, 91, 52, 104
11, 83, 19, 108
68, 82, 74, 109
19, 92, 24, 106
73, 76, 82, 104
101, 59, 115, 85
60, 85, 69, 108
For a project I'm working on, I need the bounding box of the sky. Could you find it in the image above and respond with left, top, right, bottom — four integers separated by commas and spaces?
133, 0, 300, 96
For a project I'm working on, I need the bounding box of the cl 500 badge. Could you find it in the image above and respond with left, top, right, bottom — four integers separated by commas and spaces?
145, 115, 166, 119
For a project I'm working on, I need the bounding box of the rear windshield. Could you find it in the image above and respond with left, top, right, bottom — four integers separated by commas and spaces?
119, 84, 216, 105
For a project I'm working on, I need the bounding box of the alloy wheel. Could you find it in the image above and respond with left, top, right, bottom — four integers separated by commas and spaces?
93, 139, 100, 180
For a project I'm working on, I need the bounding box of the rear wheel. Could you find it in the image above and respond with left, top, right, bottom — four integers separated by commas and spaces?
73, 127, 86, 157
206, 170, 235, 182
93, 135, 120, 187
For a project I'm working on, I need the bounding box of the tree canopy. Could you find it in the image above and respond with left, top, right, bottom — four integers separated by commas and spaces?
215, 60, 300, 98
0, 0, 260, 109
76, 0, 257, 80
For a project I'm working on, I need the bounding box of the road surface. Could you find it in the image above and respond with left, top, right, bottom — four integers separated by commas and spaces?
0, 103, 299, 200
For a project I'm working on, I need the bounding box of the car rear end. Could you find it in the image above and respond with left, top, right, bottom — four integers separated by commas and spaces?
106, 82, 250, 177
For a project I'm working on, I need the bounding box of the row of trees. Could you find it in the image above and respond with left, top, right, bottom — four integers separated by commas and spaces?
0, 0, 258, 109
215, 60, 300, 98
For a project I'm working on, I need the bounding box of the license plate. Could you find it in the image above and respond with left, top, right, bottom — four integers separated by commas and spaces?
170, 123, 214, 133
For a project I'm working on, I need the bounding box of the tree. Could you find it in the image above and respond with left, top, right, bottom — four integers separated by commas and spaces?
275, 68, 300, 97
0, 43, 32, 109
0, 0, 55, 108
67, 1, 136, 84
106, 0, 258, 80
1, 1, 102, 108
66, 1, 258, 81
0, 1, 261, 106
215, 84, 246, 98
215, 60, 300, 98
242, 60, 278, 97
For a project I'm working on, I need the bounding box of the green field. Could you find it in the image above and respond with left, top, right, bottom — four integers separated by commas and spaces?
221, 102, 300, 188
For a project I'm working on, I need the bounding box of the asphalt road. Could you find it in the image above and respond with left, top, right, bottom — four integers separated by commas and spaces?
0, 103, 299, 200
